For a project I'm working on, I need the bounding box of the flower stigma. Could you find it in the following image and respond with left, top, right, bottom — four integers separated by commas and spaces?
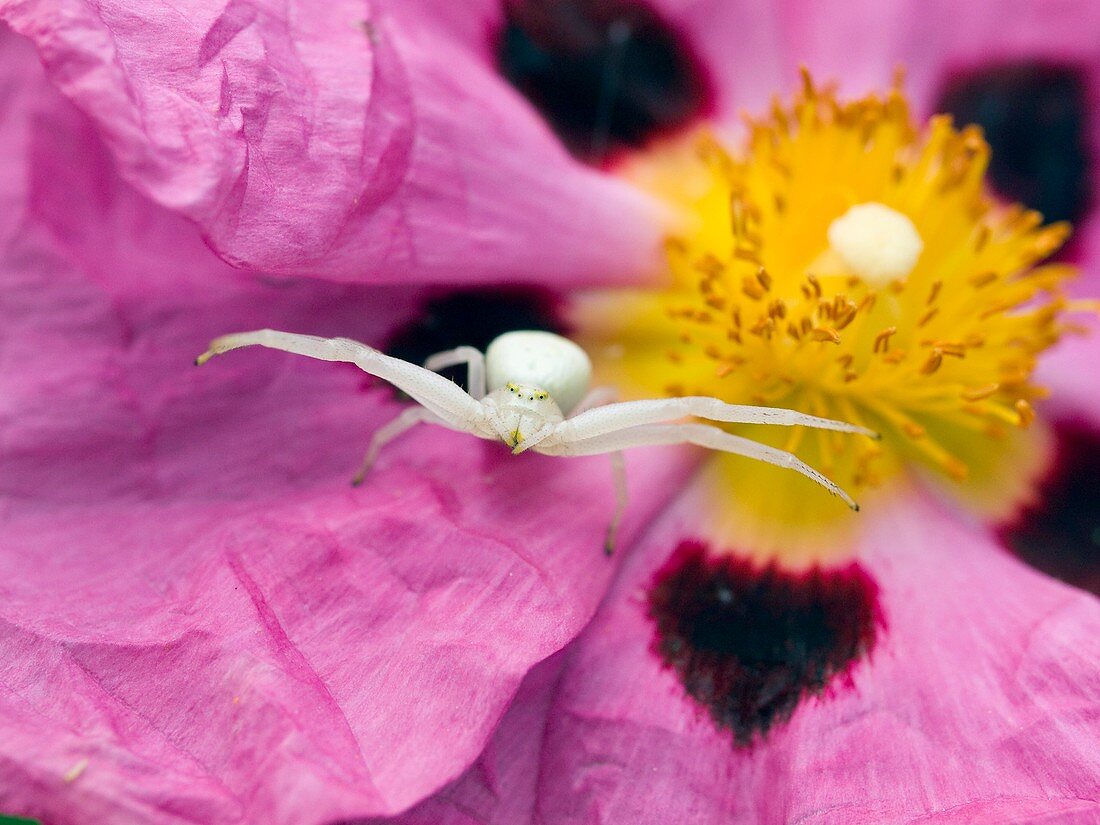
578, 71, 1088, 565
826, 202, 923, 285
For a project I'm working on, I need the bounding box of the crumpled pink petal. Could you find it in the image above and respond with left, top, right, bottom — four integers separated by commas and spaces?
0, 1, 662, 285
0, 29, 694, 824
384, 480, 1100, 824
367, 652, 571, 825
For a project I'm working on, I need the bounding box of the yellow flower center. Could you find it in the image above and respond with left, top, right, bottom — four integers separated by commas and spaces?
578, 73, 1085, 565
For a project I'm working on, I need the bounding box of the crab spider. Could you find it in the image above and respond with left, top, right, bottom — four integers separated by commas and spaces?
196, 329, 877, 553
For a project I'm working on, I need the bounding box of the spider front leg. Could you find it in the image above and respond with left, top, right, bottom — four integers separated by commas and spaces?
196, 330, 496, 477
545, 421, 860, 510
423, 346, 487, 399
196, 329, 485, 428
562, 396, 878, 441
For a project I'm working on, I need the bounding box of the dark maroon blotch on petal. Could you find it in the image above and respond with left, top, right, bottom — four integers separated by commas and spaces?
497, 0, 711, 163
998, 421, 1100, 596
647, 540, 881, 746
384, 289, 563, 392
937, 62, 1093, 227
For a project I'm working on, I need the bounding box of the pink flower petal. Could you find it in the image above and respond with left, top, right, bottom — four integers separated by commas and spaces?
631, 0, 787, 122
1038, 317, 1100, 426
0, 32, 694, 823
771, 0, 1100, 111
368, 653, 570, 825
0, 2, 662, 285
386, 480, 1100, 824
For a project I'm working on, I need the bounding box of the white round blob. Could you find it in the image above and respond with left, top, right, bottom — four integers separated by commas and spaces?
826, 202, 924, 285
485, 331, 593, 414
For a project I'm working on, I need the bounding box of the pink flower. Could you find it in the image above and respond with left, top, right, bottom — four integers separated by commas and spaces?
0, 2, 1098, 825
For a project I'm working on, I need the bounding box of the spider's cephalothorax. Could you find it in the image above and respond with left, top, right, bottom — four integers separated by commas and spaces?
196, 328, 875, 552
492, 383, 564, 450
481, 331, 586, 450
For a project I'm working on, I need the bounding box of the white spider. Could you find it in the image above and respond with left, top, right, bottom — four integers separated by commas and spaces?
196, 329, 877, 553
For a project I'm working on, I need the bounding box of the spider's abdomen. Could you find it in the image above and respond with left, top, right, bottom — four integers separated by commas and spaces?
485, 331, 592, 413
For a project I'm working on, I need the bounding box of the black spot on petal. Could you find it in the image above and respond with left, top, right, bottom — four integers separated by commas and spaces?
648, 540, 881, 746
498, 0, 711, 163
937, 62, 1093, 226
998, 421, 1100, 596
384, 289, 563, 393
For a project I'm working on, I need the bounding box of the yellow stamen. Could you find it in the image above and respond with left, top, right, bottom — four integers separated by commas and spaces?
577, 73, 1080, 561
